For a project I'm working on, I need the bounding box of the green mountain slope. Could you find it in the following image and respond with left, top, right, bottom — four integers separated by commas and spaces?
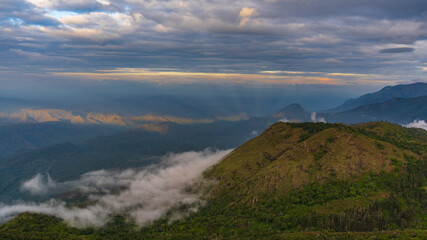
0, 122, 426, 239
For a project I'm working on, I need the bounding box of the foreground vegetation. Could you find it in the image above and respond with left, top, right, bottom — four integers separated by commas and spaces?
0, 122, 426, 239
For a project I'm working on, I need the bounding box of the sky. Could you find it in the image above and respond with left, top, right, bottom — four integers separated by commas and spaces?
0, 0, 426, 113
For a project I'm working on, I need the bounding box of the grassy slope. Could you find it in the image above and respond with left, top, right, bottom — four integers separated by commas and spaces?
0, 122, 426, 239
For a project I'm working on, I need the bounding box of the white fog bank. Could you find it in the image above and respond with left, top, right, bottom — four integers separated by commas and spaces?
0, 148, 232, 227
405, 120, 427, 131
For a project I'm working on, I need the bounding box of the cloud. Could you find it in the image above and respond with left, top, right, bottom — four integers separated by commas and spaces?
20, 174, 58, 195
1, 0, 427, 87
405, 120, 427, 131
323, 58, 343, 64
299, 35, 341, 45
35, 11, 146, 42
52, 68, 348, 85
379, 47, 415, 54
10, 48, 83, 63
260, 70, 321, 75
239, 7, 256, 27
26, 0, 108, 12
0, 108, 248, 126
47, 67, 412, 86
0, 148, 232, 227
310, 112, 326, 123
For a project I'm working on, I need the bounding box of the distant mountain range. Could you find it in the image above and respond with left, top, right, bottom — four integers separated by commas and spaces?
273, 82, 427, 125
0, 122, 118, 158
320, 95, 427, 124
323, 82, 427, 113
0, 83, 424, 128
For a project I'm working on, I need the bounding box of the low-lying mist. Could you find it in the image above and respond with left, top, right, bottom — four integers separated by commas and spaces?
0, 148, 232, 227
405, 120, 427, 131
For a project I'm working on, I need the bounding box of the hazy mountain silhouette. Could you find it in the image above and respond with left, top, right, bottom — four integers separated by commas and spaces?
323, 82, 427, 113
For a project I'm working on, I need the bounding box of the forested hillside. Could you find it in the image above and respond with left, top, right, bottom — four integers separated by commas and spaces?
0, 122, 426, 239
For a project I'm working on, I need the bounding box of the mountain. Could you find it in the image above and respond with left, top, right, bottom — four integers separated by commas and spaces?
271, 103, 311, 122
0, 122, 118, 158
1, 90, 425, 202
323, 82, 427, 113
321, 95, 427, 124
0, 122, 425, 239
0, 118, 273, 202
270, 83, 427, 125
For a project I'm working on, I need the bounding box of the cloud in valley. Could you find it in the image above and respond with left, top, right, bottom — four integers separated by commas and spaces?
310, 112, 326, 123
0, 148, 232, 227
20, 174, 58, 196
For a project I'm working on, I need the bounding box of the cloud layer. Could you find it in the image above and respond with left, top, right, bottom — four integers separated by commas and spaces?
0, 0, 426, 86
0, 148, 232, 227
0, 108, 248, 127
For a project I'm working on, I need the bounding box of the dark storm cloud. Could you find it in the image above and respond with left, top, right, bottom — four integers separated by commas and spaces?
379, 47, 415, 54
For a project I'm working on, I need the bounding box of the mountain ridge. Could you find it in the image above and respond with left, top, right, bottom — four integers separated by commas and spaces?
0, 122, 118, 158
322, 82, 427, 113
271, 103, 311, 122
321, 95, 427, 124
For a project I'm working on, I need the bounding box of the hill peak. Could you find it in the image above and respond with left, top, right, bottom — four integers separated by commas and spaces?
271, 103, 311, 122
205, 120, 426, 211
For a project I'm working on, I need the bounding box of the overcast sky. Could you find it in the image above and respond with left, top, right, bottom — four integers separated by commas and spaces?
0, 0, 426, 110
